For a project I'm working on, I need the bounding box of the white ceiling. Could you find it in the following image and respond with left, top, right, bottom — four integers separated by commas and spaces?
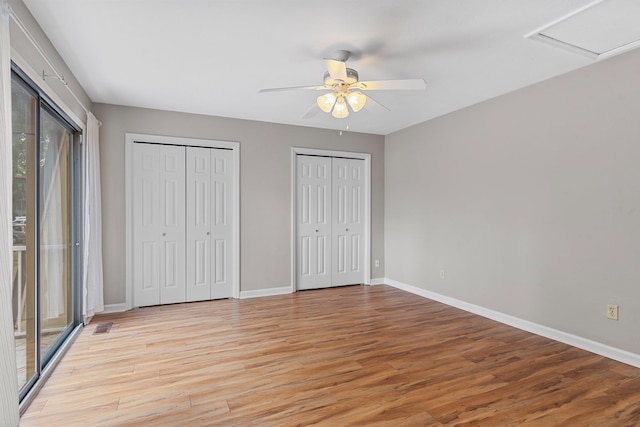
21, 0, 627, 135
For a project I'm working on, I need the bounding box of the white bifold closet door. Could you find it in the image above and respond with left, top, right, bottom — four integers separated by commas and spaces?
332, 157, 365, 286
186, 147, 234, 301
132, 143, 186, 307
297, 156, 332, 290
297, 155, 365, 290
132, 142, 234, 308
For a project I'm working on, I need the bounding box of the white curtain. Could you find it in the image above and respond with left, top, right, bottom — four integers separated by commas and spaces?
0, 0, 21, 423
40, 131, 70, 319
82, 111, 104, 322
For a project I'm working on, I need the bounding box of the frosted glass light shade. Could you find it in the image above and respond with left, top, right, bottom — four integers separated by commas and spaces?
332, 96, 349, 118
317, 93, 337, 113
346, 91, 367, 112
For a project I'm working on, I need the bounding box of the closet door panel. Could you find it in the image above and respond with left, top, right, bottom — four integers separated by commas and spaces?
348, 160, 365, 280
332, 158, 365, 286
210, 149, 234, 299
186, 147, 212, 302
133, 143, 186, 306
296, 155, 332, 290
133, 144, 161, 307
158, 145, 187, 304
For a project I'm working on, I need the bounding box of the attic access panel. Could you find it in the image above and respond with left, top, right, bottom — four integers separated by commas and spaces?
527, 0, 640, 60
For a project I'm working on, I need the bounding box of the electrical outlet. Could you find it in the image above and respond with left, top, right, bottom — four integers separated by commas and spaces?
374, 259, 380, 268
607, 304, 619, 320
439, 270, 445, 279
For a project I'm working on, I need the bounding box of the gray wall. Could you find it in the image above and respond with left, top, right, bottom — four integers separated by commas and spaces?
9, 0, 91, 123
94, 103, 385, 306
385, 47, 640, 354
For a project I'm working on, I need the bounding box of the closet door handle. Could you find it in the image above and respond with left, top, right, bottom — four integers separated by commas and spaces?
162, 232, 166, 237
206, 231, 210, 236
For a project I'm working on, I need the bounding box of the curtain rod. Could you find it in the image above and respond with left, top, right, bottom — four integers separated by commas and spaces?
9, 8, 93, 119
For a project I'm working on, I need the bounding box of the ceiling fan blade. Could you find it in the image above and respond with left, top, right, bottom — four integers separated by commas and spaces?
363, 93, 390, 112
325, 59, 347, 82
357, 79, 427, 91
259, 85, 326, 93
302, 103, 321, 119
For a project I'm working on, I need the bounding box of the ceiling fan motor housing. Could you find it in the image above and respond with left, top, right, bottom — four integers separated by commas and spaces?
324, 68, 359, 88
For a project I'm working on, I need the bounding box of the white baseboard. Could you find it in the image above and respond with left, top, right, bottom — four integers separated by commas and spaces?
384, 278, 640, 368
239, 286, 292, 299
369, 277, 386, 285
101, 303, 128, 314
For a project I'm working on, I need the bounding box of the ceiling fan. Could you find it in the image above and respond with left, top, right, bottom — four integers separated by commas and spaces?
259, 50, 427, 119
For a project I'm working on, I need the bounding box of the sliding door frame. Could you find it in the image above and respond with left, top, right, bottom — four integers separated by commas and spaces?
290, 147, 372, 293
11, 63, 83, 408
37, 100, 83, 368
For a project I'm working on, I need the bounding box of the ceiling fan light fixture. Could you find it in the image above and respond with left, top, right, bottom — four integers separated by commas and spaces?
332, 96, 349, 118
317, 92, 337, 113
260, 50, 426, 119
346, 91, 367, 112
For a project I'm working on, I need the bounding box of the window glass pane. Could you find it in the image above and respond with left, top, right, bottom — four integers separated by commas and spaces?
39, 108, 74, 360
11, 79, 38, 391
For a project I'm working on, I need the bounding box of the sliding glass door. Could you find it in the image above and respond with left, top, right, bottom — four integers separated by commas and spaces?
11, 67, 81, 399
11, 68, 37, 393
39, 106, 76, 364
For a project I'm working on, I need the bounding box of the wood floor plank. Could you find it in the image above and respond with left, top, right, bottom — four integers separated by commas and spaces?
20, 285, 640, 426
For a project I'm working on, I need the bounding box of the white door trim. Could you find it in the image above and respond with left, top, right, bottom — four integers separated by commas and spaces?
125, 133, 240, 310
290, 147, 371, 293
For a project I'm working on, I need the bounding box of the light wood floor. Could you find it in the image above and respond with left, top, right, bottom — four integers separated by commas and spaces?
15, 331, 62, 389
21, 285, 640, 426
